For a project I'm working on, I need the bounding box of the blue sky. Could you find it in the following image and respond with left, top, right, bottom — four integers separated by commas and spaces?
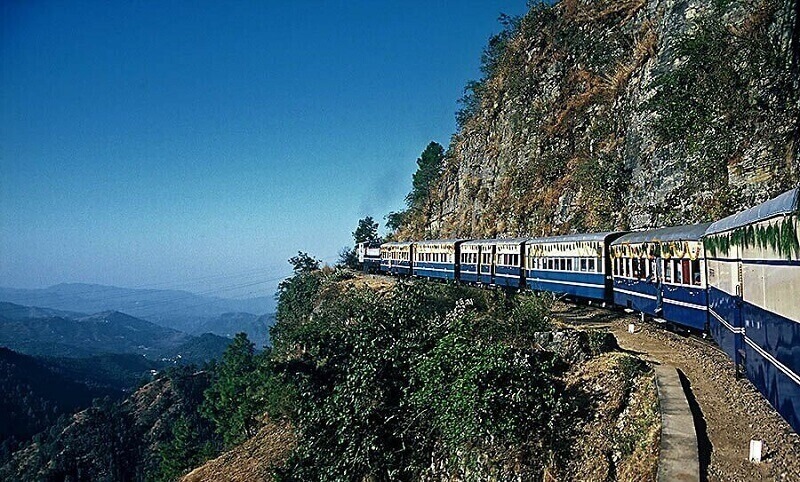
1, 1, 529, 298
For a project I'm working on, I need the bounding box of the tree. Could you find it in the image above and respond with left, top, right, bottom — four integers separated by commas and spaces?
406, 142, 445, 209
352, 216, 379, 244
157, 415, 215, 482
337, 246, 359, 269
385, 211, 407, 232
288, 252, 320, 274
200, 333, 260, 447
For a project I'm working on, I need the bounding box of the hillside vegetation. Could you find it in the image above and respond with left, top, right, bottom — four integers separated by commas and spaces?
395, 0, 800, 239
183, 266, 659, 481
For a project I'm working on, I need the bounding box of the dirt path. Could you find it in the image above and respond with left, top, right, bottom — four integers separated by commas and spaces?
553, 303, 800, 482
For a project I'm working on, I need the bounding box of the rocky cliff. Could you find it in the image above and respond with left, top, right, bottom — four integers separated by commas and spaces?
400, 0, 799, 239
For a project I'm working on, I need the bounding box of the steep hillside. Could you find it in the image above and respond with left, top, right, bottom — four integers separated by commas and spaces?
0, 369, 216, 481
0, 348, 114, 462
200, 268, 659, 481
400, 0, 800, 239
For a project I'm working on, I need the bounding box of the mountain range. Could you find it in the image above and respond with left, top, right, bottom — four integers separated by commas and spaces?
0, 282, 274, 322
0, 283, 276, 346
0, 302, 232, 365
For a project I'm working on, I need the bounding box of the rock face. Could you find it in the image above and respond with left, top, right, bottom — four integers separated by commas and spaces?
401, 0, 800, 240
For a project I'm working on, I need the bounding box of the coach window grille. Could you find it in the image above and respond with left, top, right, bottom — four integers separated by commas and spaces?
691, 259, 701, 285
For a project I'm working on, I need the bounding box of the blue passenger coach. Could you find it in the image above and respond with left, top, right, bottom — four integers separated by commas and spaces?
379, 242, 414, 276
611, 224, 711, 331
704, 187, 800, 432
526, 232, 624, 302
459, 239, 494, 284
490, 239, 527, 289
412, 239, 467, 281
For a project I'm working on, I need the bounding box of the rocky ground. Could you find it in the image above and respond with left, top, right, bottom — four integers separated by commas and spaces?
555, 302, 800, 482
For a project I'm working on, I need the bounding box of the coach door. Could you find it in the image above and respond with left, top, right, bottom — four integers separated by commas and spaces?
734, 257, 745, 375
491, 245, 497, 284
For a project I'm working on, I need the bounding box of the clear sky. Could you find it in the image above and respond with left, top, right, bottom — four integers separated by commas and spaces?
1, 1, 529, 299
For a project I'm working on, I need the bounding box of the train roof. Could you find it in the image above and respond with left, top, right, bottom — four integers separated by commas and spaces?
462, 237, 527, 246
527, 231, 625, 244
612, 223, 712, 245
414, 238, 471, 246
705, 187, 799, 236
381, 241, 414, 248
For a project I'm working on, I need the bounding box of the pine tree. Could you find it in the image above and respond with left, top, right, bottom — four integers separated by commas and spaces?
406, 142, 445, 211
352, 216, 379, 243
200, 333, 260, 447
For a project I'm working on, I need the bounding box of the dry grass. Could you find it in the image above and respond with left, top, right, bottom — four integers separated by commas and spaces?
182, 421, 296, 482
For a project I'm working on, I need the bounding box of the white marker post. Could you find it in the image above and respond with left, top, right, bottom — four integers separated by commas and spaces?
749, 440, 763, 463
628, 323, 635, 334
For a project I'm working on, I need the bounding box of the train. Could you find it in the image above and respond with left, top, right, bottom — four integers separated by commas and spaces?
362, 187, 800, 433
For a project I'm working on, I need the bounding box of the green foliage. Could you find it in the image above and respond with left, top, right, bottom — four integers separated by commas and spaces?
384, 210, 407, 232
201, 333, 261, 447
507, 292, 553, 341
643, 0, 797, 219
156, 415, 216, 482
406, 141, 445, 210
1, 368, 219, 482
271, 274, 567, 480
352, 216, 379, 243
288, 252, 321, 274
336, 246, 359, 270
704, 216, 800, 258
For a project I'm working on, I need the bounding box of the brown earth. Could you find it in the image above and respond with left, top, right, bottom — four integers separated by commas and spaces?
181, 421, 295, 482
554, 303, 800, 482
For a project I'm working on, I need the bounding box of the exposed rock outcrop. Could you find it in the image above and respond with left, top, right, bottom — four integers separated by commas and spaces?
401, 0, 800, 239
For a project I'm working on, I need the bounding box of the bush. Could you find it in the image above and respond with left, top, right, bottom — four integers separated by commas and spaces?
271, 274, 566, 480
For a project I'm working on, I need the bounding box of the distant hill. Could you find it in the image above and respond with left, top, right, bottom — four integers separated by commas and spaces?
187, 312, 275, 348
0, 308, 190, 358
0, 283, 275, 326
0, 347, 116, 462
0, 368, 217, 481
0, 302, 233, 365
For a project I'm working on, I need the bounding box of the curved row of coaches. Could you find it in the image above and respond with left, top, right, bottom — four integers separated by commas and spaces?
358, 188, 800, 433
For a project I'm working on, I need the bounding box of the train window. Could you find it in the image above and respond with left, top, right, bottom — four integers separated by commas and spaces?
560, 258, 566, 271
632, 259, 641, 279
547, 258, 553, 270
664, 261, 672, 283
675, 260, 683, 284
681, 259, 691, 285
566, 258, 573, 271
691, 259, 701, 285
580, 258, 587, 271
589, 258, 596, 272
